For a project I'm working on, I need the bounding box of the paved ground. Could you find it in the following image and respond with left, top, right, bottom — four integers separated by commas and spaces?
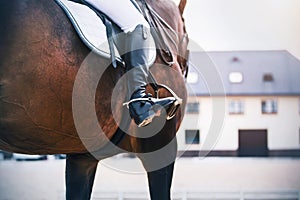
0, 156, 300, 199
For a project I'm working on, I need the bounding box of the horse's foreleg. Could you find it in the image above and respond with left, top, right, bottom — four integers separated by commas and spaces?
139, 136, 177, 200
65, 153, 99, 200
146, 162, 175, 200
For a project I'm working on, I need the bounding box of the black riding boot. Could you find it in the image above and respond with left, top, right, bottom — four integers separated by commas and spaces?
123, 25, 176, 127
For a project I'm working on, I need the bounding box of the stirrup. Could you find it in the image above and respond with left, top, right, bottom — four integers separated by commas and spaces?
123, 96, 176, 127
151, 83, 183, 120
123, 97, 154, 109
123, 85, 182, 121
166, 97, 182, 120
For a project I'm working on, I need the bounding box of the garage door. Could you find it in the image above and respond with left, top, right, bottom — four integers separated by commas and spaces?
238, 130, 268, 157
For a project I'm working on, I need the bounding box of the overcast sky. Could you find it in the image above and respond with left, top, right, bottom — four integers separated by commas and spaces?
174, 0, 300, 59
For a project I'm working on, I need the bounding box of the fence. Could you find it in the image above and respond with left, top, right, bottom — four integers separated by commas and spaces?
88, 190, 300, 200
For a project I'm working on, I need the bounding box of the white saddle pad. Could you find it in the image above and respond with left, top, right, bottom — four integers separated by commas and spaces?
55, 0, 121, 61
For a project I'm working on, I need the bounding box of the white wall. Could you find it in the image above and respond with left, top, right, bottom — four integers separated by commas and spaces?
177, 96, 300, 151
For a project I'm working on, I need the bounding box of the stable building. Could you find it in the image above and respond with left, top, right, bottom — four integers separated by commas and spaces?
177, 50, 300, 157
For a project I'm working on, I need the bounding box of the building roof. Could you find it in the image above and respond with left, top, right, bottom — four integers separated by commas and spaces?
187, 50, 300, 96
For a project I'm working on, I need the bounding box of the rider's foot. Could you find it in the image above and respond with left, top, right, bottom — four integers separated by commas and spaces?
126, 93, 176, 127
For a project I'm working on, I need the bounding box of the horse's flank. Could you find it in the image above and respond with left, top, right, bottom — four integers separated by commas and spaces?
0, 0, 187, 155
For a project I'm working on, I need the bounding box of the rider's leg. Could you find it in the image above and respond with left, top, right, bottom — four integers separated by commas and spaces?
83, 0, 149, 33
83, 0, 177, 126
122, 25, 176, 127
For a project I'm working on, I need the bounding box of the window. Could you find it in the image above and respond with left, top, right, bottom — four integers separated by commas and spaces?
229, 72, 243, 83
262, 99, 277, 114
185, 130, 200, 144
186, 72, 198, 84
232, 57, 240, 62
229, 100, 244, 114
263, 73, 274, 82
186, 102, 199, 114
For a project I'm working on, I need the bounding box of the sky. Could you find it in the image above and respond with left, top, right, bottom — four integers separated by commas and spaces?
173, 0, 300, 59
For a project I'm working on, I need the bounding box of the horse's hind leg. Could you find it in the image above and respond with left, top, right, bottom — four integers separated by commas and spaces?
146, 162, 175, 200
65, 153, 99, 200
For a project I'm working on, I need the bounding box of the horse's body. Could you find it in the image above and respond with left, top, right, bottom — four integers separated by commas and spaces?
0, 0, 188, 199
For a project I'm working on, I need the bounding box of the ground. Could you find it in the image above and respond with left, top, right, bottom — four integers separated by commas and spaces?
0, 156, 299, 199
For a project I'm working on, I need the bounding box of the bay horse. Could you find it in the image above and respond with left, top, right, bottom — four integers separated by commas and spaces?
0, 0, 189, 199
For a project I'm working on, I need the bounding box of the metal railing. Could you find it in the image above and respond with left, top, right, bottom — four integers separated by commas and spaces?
87, 190, 300, 200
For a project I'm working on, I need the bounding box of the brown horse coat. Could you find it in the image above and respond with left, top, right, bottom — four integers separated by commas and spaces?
0, 0, 188, 155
